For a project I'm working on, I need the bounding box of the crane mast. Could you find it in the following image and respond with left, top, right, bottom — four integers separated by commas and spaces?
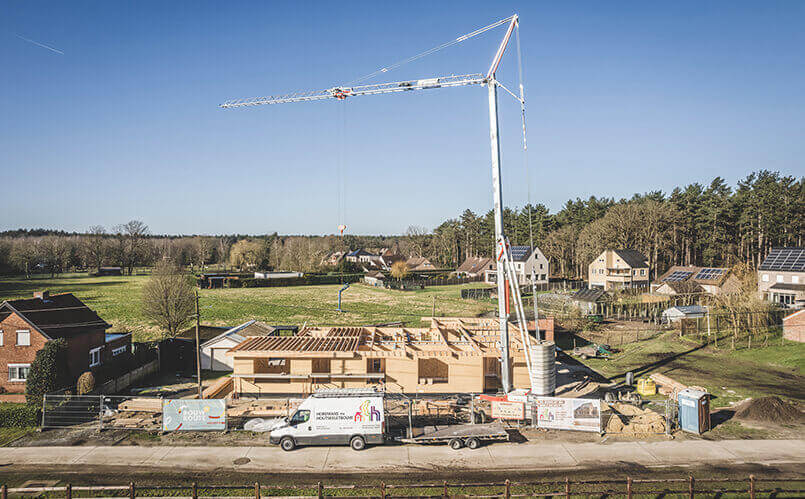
222, 15, 526, 394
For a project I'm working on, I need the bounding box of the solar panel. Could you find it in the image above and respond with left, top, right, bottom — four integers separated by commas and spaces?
695, 268, 725, 280
509, 246, 533, 261
663, 270, 693, 282
759, 248, 805, 272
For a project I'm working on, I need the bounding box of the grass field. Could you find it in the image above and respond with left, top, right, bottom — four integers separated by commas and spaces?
0, 273, 494, 341
583, 331, 805, 407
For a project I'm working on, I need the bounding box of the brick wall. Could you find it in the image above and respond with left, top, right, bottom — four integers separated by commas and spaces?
783, 311, 805, 343
101, 334, 132, 365
0, 312, 48, 394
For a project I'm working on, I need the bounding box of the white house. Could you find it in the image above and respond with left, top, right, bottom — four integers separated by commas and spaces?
661, 305, 707, 323
201, 320, 277, 371
484, 246, 550, 286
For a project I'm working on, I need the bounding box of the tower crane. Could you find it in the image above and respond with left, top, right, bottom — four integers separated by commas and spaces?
221, 14, 535, 394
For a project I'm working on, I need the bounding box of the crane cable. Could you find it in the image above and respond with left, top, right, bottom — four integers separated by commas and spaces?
347, 15, 516, 85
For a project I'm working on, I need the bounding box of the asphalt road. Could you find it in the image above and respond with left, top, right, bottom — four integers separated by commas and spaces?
4, 439, 803, 473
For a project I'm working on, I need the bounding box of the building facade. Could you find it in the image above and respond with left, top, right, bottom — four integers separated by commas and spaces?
758, 248, 805, 308
484, 246, 549, 286
588, 249, 650, 290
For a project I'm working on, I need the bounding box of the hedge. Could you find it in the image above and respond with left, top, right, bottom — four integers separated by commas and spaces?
233, 274, 363, 288
0, 403, 39, 428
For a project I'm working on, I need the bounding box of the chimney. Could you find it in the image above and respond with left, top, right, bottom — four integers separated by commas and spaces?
34, 290, 50, 300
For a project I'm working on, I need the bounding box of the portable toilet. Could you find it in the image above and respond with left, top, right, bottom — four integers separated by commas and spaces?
677, 388, 710, 434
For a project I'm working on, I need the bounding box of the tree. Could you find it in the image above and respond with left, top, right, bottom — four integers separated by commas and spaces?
192, 236, 212, 272
390, 260, 409, 281
84, 225, 108, 271
141, 260, 196, 340
9, 238, 39, 278
26, 338, 71, 407
228, 239, 264, 270
113, 220, 150, 275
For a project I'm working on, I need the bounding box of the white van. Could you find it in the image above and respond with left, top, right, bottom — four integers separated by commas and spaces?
269, 388, 385, 451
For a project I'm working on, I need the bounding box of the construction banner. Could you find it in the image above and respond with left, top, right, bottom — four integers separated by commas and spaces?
162, 399, 227, 431
491, 400, 525, 420
533, 397, 601, 432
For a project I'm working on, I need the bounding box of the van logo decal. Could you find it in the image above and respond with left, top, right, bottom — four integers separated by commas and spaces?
354, 400, 381, 422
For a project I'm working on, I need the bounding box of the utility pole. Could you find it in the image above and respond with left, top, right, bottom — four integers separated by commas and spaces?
195, 290, 203, 399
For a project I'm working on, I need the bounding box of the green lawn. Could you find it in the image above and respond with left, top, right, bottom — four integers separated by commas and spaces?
0, 274, 493, 341
583, 332, 805, 407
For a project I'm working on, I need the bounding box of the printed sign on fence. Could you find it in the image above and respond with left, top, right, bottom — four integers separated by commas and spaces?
162, 399, 226, 431
491, 400, 525, 420
533, 397, 600, 432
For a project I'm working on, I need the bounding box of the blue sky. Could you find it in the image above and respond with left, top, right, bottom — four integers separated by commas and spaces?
2, 1, 803, 235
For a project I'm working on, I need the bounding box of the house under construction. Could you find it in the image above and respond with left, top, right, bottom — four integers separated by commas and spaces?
228, 317, 554, 397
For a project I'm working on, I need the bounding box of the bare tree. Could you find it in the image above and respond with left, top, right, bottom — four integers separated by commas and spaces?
114, 220, 150, 275
10, 238, 39, 278
84, 225, 108, 272
40, 236, 70, 277
405, 225, 429, 257
141, 260, 195, 340
192, 236, 212, 272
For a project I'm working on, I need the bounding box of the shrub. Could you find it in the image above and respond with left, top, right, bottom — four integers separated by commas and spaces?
76, 371, 96, 395
0, 403, 39, 428
25, 338, 71, 407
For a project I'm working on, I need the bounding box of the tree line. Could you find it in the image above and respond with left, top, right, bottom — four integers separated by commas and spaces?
1, 170, 801, 279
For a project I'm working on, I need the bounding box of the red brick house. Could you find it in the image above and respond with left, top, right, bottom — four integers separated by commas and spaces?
782, 309, 805, 343
0, 291, 127, 396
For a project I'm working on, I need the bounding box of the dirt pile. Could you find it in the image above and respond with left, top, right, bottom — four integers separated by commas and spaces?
605, 403, 665, 435
733, 397, 803, 424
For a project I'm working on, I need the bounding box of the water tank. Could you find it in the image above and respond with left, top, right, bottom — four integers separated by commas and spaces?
529, 340, 556, 396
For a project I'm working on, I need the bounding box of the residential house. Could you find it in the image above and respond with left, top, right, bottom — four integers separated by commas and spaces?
588, 249, 649, 290
321, 251, 346, 267
661, 305, 707, 323
345, 249, 376, 264
455, 256, 494, 278
406, 256, 436, 272
0, 291, 115, 396
654, 266, 740, 296
758, 247, 805, 308
484, 246, 549, 286
782, 310, 805, 343
227, 317, 545, 396
201, 320, 278, 371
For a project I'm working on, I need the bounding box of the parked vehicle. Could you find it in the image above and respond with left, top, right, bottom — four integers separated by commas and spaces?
269, 388, 385, 451
572, 343, 613, 360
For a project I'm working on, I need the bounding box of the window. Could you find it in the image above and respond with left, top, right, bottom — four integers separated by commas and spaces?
776, 275, 784, 283
312, 358, 330, 374
289, 409, 310, 425
8, 364, 30, 382
0, 330, 3, 346
539, 263, 544, 270
793, 276, 800, 284
640, 269, 646, 276
367, 358, 384, 373
16, 330, 30, 346
762, 274, 769, 282
90, 347, 102, 367
112, 345, 127, 356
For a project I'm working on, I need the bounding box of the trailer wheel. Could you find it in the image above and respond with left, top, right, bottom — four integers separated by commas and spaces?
350, 435, 366, 451
280, 437, 296, 452
449, 438, 464, 450
466, 437, 480, 450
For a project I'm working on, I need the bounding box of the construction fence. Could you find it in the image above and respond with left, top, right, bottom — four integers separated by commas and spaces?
2, 475, 803, 498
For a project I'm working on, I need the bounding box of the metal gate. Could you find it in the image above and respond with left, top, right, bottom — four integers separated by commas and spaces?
42, 394, 103, 429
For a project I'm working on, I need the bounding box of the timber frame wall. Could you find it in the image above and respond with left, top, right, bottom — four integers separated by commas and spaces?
228, 317, 553, 397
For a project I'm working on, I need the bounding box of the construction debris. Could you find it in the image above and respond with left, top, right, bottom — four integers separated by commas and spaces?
117, 398, 163, 413
649, 373, 687, 398
605, 402, 666, 435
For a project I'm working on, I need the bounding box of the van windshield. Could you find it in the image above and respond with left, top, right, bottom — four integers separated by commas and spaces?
289, 410, 310, 425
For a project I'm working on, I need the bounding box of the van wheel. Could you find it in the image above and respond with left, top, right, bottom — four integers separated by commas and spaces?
280, 437, 296, 451
466, 437, 480, 449
350, 436, 366, 451
449, 438, 464, 450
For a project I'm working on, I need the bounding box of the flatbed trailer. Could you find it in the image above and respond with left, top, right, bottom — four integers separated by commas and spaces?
397, 421, 510, 450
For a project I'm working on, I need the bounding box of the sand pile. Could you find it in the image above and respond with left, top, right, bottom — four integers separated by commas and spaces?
734, 397, 803, 424
605, 402, 666, 434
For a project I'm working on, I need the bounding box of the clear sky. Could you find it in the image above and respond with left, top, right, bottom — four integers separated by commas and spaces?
2, 1, 803, 235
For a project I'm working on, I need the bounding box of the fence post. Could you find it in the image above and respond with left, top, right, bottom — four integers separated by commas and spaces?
688, 475, 694, 498
380, 482, 386, 499
66, 484, 71, 499
128, 482, 134, 499
98, 394, 104, 431
626, 477, 632, 499
749, 475, 755, 499
317, 481, 323, 499
41, 395, 48, 428
254, 482, 260, 499
505, 479, 510, 499
565, 477, 570, 498
443, 480, 448, 498
192, 482, 197, 499
2, 484, 7, 499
